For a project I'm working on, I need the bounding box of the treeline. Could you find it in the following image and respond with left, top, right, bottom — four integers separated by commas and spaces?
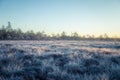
0, 22, 119, 40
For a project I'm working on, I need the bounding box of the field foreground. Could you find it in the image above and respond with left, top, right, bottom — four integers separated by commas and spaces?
0, 40, 120, 80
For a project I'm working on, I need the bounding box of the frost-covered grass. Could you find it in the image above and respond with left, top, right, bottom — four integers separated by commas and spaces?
0, 40, 120, 80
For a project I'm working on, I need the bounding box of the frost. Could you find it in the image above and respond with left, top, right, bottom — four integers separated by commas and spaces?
0, 40, 120, 80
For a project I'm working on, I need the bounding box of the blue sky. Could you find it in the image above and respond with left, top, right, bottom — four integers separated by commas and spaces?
0, 0, 120, 37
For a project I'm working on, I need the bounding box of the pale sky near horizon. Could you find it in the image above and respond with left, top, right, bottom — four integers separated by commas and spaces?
0, 0, 120, 37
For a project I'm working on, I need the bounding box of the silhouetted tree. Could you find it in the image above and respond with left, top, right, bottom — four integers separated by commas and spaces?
0, 25, 7, 39
71, 32, 79, 40
0, 22, 117, 40
103, 33, 109, 39
61, 31, 67, 40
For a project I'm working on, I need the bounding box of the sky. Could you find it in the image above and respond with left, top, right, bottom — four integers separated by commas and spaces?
0, 0, 120, 37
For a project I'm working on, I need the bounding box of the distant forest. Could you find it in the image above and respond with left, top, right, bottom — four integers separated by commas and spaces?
0, 22, 119, 40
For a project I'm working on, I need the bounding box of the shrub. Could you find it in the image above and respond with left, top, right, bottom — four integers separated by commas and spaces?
109, 69, 120, 80
84, 58, 99, 67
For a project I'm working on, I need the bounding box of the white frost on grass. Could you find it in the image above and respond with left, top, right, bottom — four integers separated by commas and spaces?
0, 40, 120, 80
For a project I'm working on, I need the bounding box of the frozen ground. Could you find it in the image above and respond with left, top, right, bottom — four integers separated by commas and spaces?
0, 40, 120, 80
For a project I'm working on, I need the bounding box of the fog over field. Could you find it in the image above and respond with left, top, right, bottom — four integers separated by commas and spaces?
0, 40, 120, 80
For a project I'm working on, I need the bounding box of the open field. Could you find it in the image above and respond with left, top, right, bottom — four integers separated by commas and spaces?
0, 40, 120, 80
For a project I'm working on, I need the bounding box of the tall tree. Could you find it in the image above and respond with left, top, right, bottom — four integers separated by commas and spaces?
61, 31, 67, 40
